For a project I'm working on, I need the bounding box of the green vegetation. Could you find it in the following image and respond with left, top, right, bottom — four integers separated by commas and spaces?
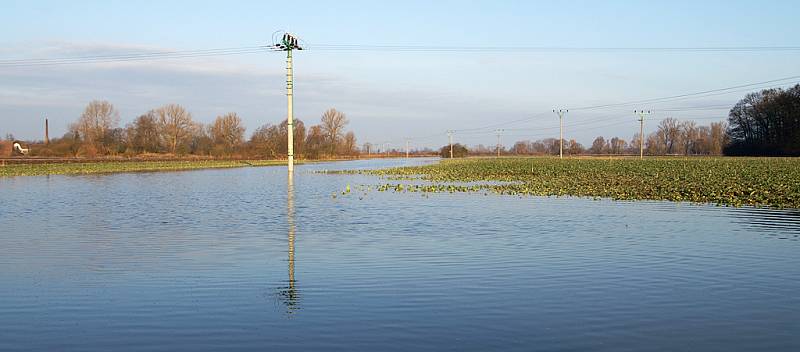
360, 157, 800, 208
0, 159, 288, 177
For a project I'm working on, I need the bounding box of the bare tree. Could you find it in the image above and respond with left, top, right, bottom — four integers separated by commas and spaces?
155, 104, 193, 154
657, 118, 681, 154
709, 121, 728, 155
679, 120, 698, 155
320, 108, 348, 154
609, 137, 626, 154
190, 122, 213, 155
248, 119, 305, 158
126, 111, 161, 153
590, 136, 607, 154
362, 142, 373, 155
343, 131, 357, 155
74, 100, 120, 153
210, 112, 246, 153
305, 125, 326, 159
567, 139, 584, 155
645, 132, 663, 155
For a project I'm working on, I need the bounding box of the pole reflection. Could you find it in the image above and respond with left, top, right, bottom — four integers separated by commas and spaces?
278, 171, 299, 314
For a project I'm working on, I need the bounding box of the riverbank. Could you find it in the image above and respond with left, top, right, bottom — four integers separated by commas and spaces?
0, 159, 292, 177
360, 157, 800, 208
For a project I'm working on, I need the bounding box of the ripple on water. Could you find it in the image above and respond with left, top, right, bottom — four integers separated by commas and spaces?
0, 158, 799, 351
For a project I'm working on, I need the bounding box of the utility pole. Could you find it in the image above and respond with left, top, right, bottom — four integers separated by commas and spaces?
272, 32, 303, 172
635, 110, 652, 160
44, 118, 49, 145
406, 139, 410, 158
553, 109, 568, 159
447, 130, 454, 158
495, 129, 504, 158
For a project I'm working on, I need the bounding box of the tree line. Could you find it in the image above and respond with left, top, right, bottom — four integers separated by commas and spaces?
441, 85, 798, 158
9, 84, 799, 158
444, 118, 729, 157
726, 84, 799, 156
28, 101, 358, 159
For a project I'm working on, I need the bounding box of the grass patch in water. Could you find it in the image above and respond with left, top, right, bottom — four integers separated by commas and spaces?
350, 157, 800, 208
0, 160, 290, 177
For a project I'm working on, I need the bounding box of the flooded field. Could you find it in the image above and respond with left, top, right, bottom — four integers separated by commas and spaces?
1, 158, 799, 351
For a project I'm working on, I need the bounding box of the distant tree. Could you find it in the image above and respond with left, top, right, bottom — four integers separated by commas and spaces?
249, 119, 306, 158
250, 123, 280, 157
190, 122, 213, 155
590, 136, 607, 154
512, 141, 530, 154
155, 104, 193, 154
567, 139, 584, 155
103, 127, 127, 155
709, 121, 727, 155
362, 142, 373, 155
343, 131, 357, 155
440, 143, 468, 158
471, 144, 491, 155
210, 112, 245, 154
127, 111, 161, 153
679, 120, 698, 155
320, 108, 348, 154
541, 138, 560, 155
656, 118, 681, 154
726, 84, 799, 155
609, 137, 626, 154
73, 100, 120, 154
645, 132, 662, 155
305, 125, 326, 159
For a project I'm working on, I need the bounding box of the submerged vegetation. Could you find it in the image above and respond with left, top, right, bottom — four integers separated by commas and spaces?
356, 157, 800, 208
0, 159, 288, 177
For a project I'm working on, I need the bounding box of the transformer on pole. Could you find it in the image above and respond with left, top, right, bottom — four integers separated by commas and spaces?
272, 32, 303, 172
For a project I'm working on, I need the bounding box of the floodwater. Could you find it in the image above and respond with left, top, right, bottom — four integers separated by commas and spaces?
1, 158, 799, 351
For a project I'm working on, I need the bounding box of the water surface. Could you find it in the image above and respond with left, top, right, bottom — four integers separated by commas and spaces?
1, 158, 799, 351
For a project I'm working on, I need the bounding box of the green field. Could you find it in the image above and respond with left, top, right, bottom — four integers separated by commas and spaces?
364, 157, 800, 208
0, 159, 289, 177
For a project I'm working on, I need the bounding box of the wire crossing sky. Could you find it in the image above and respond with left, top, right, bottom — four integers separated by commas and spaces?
1, 0, 798, 148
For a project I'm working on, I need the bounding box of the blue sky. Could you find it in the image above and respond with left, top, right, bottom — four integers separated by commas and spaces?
1, 0, 798, 149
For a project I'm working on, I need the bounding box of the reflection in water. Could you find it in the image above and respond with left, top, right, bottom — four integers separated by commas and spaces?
278, 171, 299, 314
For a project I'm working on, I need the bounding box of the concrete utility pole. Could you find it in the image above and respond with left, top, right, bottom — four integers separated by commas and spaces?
495, 129, 504, 158
272, 32, 303, 172
44, 118, 49, 145
553, 109, 568, 159
635, 110, 652, 160
406, 139, 410, 158
447, 130, 454, 158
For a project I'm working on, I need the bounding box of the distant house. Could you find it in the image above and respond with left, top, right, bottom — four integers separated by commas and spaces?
12, 141, 29, 155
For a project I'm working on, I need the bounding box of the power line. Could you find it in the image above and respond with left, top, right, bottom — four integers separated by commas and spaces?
0, 46, 270, 67
306, 44, 800, 53
568, 75, 800, 111
3, 44, 800, 67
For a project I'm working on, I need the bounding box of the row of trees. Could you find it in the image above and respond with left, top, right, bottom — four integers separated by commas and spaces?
638, 118, 728, 156
495, 118, 727, 156
36, 101, 358, 158
726, 84, 800, 156
441, 118, 728, 157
